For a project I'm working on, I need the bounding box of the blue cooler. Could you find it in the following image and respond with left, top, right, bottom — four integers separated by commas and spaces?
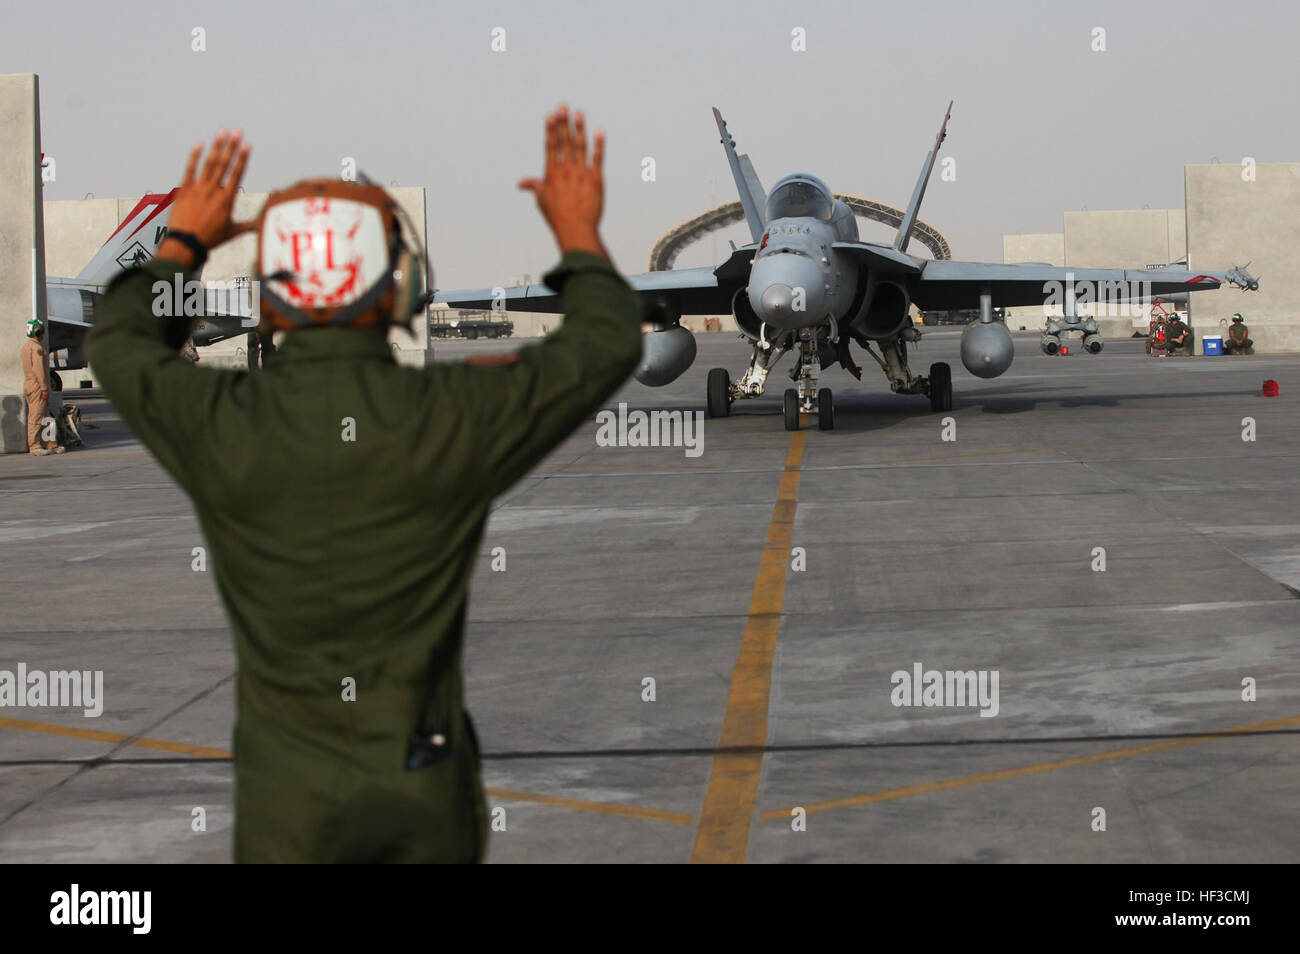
1203, 336, 1223, 356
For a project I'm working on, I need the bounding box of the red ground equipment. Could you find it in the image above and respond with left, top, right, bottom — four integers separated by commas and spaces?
1146, 299, 1176, 357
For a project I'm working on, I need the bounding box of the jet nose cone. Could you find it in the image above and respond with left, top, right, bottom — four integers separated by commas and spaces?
760, 283, 797, 320
748, 259, 825, 330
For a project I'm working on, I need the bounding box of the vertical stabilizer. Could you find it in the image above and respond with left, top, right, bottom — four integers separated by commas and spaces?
894, 102, 952, 253
712, 107, 766, 242
75, 190, 176, 286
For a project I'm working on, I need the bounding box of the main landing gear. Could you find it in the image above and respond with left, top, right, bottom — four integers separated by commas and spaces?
928, 361, 952, 412
707, 367, 731, 418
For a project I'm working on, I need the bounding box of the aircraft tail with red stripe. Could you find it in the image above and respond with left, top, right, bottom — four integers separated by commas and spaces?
74, 190, 177, 286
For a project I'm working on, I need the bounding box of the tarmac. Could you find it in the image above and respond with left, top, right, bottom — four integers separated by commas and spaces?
1, 328, 1298, 863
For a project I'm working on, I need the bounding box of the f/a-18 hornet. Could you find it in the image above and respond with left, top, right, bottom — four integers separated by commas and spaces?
434, 104, 1257, 430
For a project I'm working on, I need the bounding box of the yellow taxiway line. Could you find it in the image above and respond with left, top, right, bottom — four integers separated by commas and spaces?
758, 713, 1300, 822
0, 715, 231, 758
690, 429, 807, 863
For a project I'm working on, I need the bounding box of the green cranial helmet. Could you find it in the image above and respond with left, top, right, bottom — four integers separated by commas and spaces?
1232, 313, 1244, 322
26, 318, 44, 337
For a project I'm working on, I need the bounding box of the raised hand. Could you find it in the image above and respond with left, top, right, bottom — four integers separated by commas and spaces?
518, 106, 608, 259
158, 130, 252, 267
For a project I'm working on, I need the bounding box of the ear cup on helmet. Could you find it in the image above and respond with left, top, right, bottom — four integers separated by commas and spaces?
387, 200, 430, 328
391, 247, 423, 327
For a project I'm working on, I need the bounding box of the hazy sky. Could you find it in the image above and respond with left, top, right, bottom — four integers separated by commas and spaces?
8, 0, 1298, 288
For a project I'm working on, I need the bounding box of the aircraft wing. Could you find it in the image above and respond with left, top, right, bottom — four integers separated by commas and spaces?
433, 248, 756, 318
833, 242, 923, 274
908, 261, 1258, 311
191, 312, 258, 348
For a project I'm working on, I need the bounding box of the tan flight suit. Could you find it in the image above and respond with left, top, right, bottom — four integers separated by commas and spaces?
21, 336, 51, 451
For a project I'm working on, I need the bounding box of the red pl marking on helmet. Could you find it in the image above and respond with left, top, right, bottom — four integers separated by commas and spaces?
280, 277, 305, 302
291, 230, 337, 272
323, 262, 363, 305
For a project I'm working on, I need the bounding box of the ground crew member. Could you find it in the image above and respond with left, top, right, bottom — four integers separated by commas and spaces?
22, 318, 64, 455
85, 109, 642, 863
1165, 312, 1192, 355
1224, 313, 1253, 355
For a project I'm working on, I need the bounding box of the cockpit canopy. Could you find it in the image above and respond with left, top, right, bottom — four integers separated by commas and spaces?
765, 174, 834, 222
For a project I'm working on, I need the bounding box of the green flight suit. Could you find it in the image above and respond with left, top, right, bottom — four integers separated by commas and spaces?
1225, 322, 1252, 354
1165, 319, 1190, 354
86, 251, 642, 863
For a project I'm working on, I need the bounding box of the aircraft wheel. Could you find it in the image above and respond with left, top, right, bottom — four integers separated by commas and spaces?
817, 387, 834, 431
929, 362, 952, 412
783, 389, 800, 431
50, 371, 63, 392
707, 368, 731, 418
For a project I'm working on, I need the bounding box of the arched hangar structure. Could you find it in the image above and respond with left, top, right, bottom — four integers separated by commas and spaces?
647, 193, 953, 272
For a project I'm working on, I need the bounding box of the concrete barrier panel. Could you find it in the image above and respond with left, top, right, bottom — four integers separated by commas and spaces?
1003, 233, 1065, 266
0, 74, 48, 453
43, 198, 119, 279
1186, 162, 1300, 351
1064, 209, 1184, 269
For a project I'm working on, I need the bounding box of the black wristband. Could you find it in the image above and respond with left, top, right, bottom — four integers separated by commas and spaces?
163, 230, 209, 269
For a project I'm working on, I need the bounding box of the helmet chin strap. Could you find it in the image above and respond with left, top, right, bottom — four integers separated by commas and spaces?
260, 269, 399, 329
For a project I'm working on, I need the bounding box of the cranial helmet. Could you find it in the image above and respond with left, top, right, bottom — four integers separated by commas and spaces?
26, 317, 44, 338
1232, 313, 1244, 322
253, 178, 429, 334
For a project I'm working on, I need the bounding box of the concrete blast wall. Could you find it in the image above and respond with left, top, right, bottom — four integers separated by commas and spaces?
1186, 162, 1300, 351
1003, 233, 1065, 267
1064, 209, 1185, 269
0, 74, 48, 453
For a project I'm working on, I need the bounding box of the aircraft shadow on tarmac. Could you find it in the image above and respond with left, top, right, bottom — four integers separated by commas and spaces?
621, 381, 1259, 437
964, 384, 1253, 414
76, 383, 1259, 454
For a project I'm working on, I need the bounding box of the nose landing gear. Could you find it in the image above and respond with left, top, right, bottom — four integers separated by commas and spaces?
783, 389, 800, 430
817, 387, 834, 430
782, 331, 836, 431
774, 332, 837, 428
